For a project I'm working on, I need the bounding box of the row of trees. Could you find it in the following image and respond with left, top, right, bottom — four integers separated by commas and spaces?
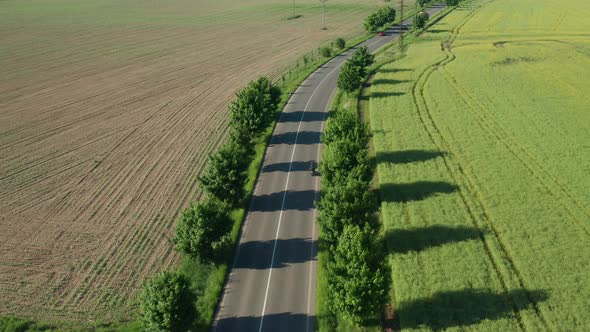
337, 46, 375, 94
364, 6, 396, 33
138, 77, 282, 331
318, 105, 389, 324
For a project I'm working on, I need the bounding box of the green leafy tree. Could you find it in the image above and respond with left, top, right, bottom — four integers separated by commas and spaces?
320, 140, 372, 187
327, 224, 389, 325
322, 111, 370, 147
446, 0, 459, 6
229, 84, 266, 138
228, 125, 255, 151
349, 46, 375, 78
334, 37, 346, 49
198, 141, 249, 205
229, 77, 281, 139
381, 6, 396, 23
254, 76, 282, 115
364, 12, 382, 33
316, 178, 378, 245
364, 6, 396, 32
138, 271, 194, 332
417, 0, 428, 7
173, 199, 232, 263
414, 11, 429, 29
337, 61, 363, 93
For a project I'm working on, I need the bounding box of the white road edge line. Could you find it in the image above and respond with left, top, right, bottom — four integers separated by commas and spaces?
259, 58, 345, 332
305, 87, 337, 332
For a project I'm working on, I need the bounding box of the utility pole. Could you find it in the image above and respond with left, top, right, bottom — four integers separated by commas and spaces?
399, 0, 404, 51
292, 0, 295, 18
320, 0, 327, 30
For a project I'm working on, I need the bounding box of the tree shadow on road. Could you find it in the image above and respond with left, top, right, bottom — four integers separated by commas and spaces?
251, 190, 317, 212
262, 160, 314, 173
270, 131, 320, 145
214, 312, 313, 332
385, 225, 482, 254
234, 238, 316, 270
279, 111, 325, 123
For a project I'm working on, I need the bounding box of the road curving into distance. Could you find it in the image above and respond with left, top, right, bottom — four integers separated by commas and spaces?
212, 4, 446, 331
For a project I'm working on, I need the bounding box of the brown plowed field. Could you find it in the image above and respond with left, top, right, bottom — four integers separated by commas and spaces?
0, 0, 413, 324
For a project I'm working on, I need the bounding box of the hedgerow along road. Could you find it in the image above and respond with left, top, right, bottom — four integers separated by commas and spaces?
212, 4, 447, 331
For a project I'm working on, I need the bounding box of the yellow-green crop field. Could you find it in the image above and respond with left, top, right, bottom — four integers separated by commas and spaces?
370, 0, 590, 330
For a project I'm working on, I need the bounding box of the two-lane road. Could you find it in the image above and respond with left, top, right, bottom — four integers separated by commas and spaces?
212, 5, 446, 331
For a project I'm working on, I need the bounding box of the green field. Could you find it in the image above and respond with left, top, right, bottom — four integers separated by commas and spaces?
369, 0, 590, 330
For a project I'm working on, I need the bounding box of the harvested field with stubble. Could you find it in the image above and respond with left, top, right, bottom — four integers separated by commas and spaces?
0, 0, 414, 324
370, 0, 590, 330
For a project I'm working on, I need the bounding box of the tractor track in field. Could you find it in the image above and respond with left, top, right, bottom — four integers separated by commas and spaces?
437, 67, 590, 236
408, 1, 551, 330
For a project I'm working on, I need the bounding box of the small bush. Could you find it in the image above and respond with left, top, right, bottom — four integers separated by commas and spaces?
0, 316, 33, 332
334, 37, 346, 49
320, 46, 332, 58
417, 0, 429, 7
138, 271, 194, 332
414, 11, 429, 29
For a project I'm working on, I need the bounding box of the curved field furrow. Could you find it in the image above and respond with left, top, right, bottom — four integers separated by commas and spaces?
411, 48, 549, 330
371, 0, 590, 330
437, 66, 590, 234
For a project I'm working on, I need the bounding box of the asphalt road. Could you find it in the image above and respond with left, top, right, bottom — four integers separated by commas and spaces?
212, 5, 446, 331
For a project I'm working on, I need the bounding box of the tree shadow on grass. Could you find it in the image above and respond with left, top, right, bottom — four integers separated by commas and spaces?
371, 78, 411, 85
385, 225, 482, 254
381, 181, 458, 203
396, 288, 549, 331
214, 312, 313, 332
378, 68, 414, 74
428, 29, 450, 33
234, 238, 316, 270
377, 150, 446, 164
371, 91, 406, 99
